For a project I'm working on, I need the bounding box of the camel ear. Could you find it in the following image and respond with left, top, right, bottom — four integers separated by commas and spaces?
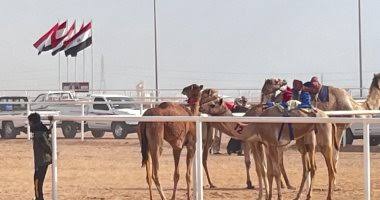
218, 98, 223, 105
208, 89, 212, 96
190, 84, 194, 90
200, 85, 203, 90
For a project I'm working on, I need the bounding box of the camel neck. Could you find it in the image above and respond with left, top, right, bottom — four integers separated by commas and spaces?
364, 87, 380, 110
190, 97, 201, 116
209, 111, 251, 140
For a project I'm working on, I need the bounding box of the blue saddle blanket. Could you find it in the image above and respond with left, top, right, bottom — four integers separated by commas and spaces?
318, 85, 329, 102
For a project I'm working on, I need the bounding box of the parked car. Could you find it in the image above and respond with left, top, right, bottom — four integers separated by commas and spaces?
84, 94, 143, 139
0, 96, 28, 138
345, 113, 380, 146
31, 92, 144, 139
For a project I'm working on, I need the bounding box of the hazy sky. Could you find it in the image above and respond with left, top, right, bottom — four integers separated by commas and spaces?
0, 0, 379, 91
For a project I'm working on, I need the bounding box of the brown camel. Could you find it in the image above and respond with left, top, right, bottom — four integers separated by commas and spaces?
200, 97, 337, 200
138, 84, 203, 200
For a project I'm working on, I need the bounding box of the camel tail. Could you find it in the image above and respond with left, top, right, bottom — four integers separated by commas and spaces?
332, 123, 340, 151
139, 122, 149, 167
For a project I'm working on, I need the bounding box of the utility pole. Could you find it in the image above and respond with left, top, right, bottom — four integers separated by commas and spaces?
153, 0, 159, 99
358, 0, 363, 97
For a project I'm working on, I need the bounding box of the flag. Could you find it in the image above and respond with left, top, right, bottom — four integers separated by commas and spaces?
51, 21, 67, 48
52, 21, 75, 56
33, 23, 58, 55
64, 22, 92, 57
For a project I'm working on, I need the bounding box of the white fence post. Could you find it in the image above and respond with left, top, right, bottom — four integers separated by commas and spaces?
52, 120, 58, 200
27, 102, 31, 140
363, 122, 371, 200
342, 129, 347, 147
140, 103, 144, 115
81, 104, 85, 141
193, 120, 203, 200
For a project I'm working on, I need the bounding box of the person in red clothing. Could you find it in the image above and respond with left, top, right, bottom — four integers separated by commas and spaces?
281, 86, 293, 103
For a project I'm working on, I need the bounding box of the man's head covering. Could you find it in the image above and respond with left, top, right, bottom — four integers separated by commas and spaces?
282, 86, 293, 102
311, 76, 319, 83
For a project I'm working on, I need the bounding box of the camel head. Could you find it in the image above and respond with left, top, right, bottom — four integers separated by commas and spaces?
182, 84, 203, 99
200, 97, 231, 116
261, 78, 287, 95
200, 88, 218, 104
371, 73, 380, 90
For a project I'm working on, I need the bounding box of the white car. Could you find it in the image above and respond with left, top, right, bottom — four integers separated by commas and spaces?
58, 94, 145, 139
0, 96, 28, 138
345, 113, 380, 146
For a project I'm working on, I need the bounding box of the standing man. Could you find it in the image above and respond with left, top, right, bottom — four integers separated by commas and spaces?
28, 113, 52, 200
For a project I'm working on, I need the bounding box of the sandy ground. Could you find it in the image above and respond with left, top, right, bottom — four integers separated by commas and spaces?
0, 131, 379, 200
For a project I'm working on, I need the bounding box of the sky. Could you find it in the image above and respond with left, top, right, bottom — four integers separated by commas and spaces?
0, 0, 379, 92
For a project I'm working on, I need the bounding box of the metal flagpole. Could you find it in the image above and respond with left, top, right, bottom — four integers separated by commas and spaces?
66, 57, 69, 82
75, 57, 77, 82
91, 44, 94, 92
83, 49, 85, 81
91, 20, 94, 92
58, 53, 61, 89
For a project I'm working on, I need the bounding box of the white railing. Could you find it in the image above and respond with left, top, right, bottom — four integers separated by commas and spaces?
2, 114, 378, 200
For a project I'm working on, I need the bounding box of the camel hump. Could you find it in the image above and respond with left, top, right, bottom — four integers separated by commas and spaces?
158, 102, 175, 109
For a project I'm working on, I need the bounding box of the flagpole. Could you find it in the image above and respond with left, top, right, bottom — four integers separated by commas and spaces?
91, 20, 94, 93
58, 52, 61, 89
66, 56, 69, 82
75, 57, 77, 82
91, 41, 94, 92
83, 49, 85, 82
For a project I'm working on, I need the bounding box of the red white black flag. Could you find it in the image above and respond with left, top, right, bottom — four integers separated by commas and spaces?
33, 23, 58, 55
64, 22, 92, 57
51, 21, 67, 48
52, 21, 75, 56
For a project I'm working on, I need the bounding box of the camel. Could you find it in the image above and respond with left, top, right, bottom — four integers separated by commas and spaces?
262, 74, 380, 173
198, 79, 290, 190
200, 96, 337, 200
137, 84, 203, 200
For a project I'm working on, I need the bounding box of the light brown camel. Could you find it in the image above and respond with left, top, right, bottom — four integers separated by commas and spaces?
200, 97, 337, 200
262, 74, 380, 173
201, 88, 337, 199
198, 79, 289, 190
138, 84, 203, 200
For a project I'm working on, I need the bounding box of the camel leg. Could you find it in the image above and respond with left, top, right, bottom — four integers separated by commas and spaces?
278, 147, 295, 190
251, 142, 264, 199
332, 126, 345, 176
305, 145, 317, 200
171, 148, 182, 200
321, 146, 336, 200
295, 146, 310, 200
266, 147, 276, 200
145, 155, 154, 200
203, 124, 216, 188
151, 148, 167, 200
186, 145, 196, 200
251, 143, 269, 199
244, 142, 254, 189
271, 146, 283, 200
148, 124, 167, 200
